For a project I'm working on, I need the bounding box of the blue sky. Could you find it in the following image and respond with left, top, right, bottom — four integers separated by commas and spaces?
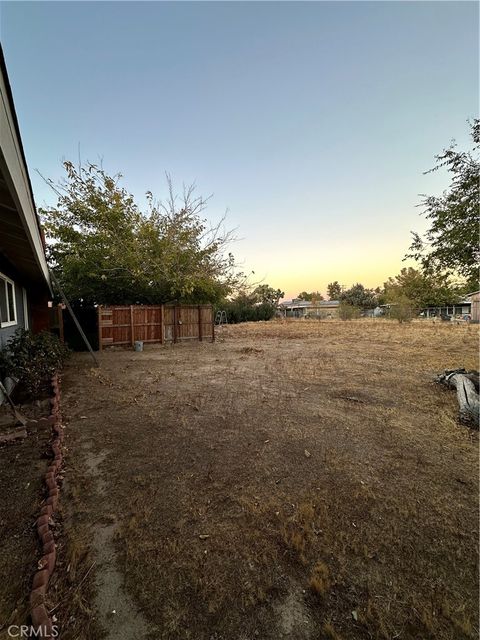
0, 1, 478, 298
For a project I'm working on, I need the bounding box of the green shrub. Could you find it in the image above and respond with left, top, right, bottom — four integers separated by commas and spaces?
217, 300, 277, 324
0, 329, 70, 397
389, 298, 415, 323
338, 303, 361, 320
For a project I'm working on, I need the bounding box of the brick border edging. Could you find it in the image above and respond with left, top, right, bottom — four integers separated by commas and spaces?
29, 373, 63, 638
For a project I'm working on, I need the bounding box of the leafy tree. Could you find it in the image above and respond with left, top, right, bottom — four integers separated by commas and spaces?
297, 291, 324, 302
383, 267, 458, 309
41, 162, 240, 305
297, 291, 311, 301
327, 281, 342, 300
220, 283, 283, 323
339, 283, 378, 309
311, 291, 324, 302
254, 285, 285, 306
407, 120, 479, 289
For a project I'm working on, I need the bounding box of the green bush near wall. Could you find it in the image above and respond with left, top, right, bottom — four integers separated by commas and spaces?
0, 329, 70, 397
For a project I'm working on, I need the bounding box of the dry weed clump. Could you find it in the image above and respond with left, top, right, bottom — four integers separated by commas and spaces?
281, 501, 316, 562
309, 561, 331, 597
356, 597, 390, 639
238, 346, 264, 355
323, 620, 344, 640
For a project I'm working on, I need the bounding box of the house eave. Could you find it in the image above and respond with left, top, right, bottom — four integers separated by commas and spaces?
0, 46, 51, 295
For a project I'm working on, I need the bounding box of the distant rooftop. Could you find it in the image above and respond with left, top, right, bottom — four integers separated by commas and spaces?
280, 299, 340, 308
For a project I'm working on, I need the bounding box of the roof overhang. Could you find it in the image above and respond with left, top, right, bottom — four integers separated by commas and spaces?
0, 47, 51, 293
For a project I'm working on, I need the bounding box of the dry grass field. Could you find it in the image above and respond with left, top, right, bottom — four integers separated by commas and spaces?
54, 319, 478, 640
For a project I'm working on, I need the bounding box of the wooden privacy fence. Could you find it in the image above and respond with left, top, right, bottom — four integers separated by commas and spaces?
97, 304, 214, 350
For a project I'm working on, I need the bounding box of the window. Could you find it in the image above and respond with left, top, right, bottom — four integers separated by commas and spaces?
0, 274, 17, 327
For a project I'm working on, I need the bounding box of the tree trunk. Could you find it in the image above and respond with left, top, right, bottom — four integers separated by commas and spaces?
437, 369, 479, 428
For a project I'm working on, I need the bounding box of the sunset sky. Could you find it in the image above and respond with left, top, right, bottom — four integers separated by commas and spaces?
0, 1, 478, 299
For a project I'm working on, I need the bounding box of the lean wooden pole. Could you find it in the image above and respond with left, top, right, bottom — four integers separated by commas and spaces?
49, 270, 99, 366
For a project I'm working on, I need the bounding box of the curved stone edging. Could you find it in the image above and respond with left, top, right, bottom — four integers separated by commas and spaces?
30, 373, 63, 638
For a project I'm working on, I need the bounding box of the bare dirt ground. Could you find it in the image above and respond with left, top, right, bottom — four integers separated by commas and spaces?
0, 399, 52, 639
54, 319, 478, 640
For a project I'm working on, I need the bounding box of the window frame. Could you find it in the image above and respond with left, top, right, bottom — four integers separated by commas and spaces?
0, 272, 17, 327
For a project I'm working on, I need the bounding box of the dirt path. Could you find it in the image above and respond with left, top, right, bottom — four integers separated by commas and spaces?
54, 320, 479, 640
83, 445, 151, 640
54, 407, 155, 640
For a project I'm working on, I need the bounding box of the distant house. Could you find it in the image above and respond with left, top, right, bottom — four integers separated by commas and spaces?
419, 296, 474, 321
279, 299, 340, 319
0, 47, 51, 347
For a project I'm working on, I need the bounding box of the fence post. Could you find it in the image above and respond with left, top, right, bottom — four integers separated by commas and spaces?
198, 305, 203, 342
160, 304, 164, 344
173, 306, 178, 343
97, 305, 103, 352
130, 305, 134, 346
211, 305, 215, 342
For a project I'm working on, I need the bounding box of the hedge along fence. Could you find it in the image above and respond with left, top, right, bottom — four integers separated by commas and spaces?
97, 304, 215, 350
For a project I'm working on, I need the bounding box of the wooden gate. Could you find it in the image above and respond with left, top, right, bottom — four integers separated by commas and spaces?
97, 304, 214, 350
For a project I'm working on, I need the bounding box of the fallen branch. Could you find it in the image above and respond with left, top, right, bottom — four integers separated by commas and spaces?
436, 369, 479, 428
0, 426, 27, 444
